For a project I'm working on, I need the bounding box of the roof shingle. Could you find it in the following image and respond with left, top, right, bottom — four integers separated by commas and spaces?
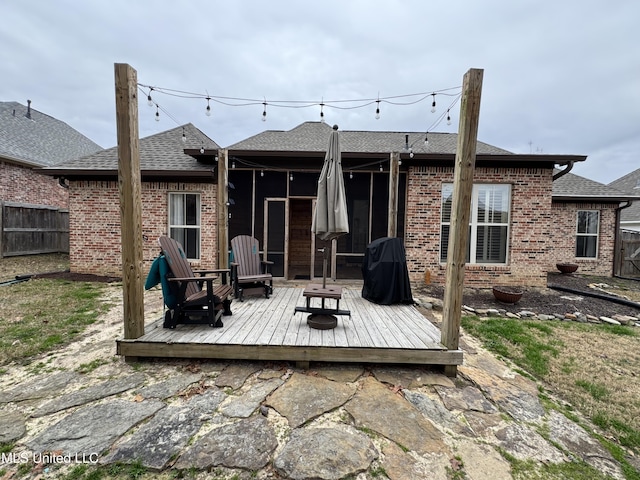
0, 101, 102, 167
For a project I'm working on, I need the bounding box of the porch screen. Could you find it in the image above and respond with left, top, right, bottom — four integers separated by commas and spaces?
440, 183, 510, 264
168, 193, 201, 260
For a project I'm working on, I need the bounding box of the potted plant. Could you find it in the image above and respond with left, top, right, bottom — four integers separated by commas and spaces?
492, 285, 523, 304
556, 262, 579, 274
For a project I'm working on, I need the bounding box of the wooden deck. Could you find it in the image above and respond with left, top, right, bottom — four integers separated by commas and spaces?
117, 287, 463, 367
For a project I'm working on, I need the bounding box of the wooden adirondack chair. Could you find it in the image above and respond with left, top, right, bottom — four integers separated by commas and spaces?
156, 236, 233, 328
230, 235, 273, 301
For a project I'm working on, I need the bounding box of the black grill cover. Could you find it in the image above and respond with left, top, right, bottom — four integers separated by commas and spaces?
361, 237, 414, 305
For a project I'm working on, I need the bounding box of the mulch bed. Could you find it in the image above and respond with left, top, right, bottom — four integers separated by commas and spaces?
416, 272, 640, 319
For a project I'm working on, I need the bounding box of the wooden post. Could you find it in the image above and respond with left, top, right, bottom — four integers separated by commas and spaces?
217, 149, 229, 269
387, 151, 400, 237
441, 68, 484, 377
114, 63, 145, 341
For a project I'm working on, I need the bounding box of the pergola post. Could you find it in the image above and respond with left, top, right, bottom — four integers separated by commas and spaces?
387, 151, 400, 237
217, 149, 229, 269
114, 63, 144, 341
441, 68, 484, 377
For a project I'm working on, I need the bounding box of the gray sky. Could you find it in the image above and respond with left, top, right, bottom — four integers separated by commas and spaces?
2, 0, 638, 184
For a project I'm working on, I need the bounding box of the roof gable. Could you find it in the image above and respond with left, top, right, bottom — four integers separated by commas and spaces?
0, 101, 102, 167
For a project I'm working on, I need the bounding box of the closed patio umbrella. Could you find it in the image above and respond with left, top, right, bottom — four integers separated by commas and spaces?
311, 125, 349, 287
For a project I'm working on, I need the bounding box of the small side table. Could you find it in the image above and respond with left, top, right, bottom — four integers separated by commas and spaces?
294, 284, 351, 329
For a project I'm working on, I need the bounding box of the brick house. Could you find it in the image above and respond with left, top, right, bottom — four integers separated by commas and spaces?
42, 121, 636, 287
551, 171, 638, 277
42, 123, 219, 275
1, 101, 102, 255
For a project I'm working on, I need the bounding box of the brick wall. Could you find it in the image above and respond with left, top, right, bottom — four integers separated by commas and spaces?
405, 166, 554, 287
1, 161, 69, 208
68, 180, 218, 276
550, 202, 617, 276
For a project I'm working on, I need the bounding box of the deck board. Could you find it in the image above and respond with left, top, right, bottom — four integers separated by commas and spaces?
118, 286, 463, 366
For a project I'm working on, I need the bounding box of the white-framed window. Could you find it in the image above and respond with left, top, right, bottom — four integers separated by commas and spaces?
168, 192, 201, 260
440, 183, 511, 264
576, 210, 599, 258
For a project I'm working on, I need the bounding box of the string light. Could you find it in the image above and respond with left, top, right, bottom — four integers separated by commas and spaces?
424, 133, 429, 146
262, 101, 267, 122
379, 163, 383, 172
147, 88, 154, 107
289, 172, 294, 181
137, 83, 462, 120
200, 145, 205, 154
232, 160, 236, 168
431, 93, 436, 113
320, 101, 325, 123
155, 105, 160, 122
205, 97, 211, 117
446, 109, 451, 125
349, 171, 353, 179
375, 98, 380, 120
182, 127, 186, 143
260, 170, 264, 177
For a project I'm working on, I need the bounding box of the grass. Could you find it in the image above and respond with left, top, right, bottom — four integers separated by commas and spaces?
462, 314, 640, 467
0, 278, 109, 365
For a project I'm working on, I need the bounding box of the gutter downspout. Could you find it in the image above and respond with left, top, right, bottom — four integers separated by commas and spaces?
553, 161, 574, 180
58, 176, 69, 189
614, 200, 633, 277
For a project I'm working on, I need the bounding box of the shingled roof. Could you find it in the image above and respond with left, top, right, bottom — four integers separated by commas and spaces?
552, 170, 639, 202
43, 124, 219, 178
228, 121, 512, 155
0, 101, 102, 167
609, 168, 640, 224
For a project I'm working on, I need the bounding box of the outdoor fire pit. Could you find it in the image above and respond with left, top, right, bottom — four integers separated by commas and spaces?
556, 262, 579, 274
492, 285, 523, 304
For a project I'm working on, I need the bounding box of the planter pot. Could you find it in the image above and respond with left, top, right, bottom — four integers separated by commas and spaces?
492, 286, 523, 304
556, 263, 579, 274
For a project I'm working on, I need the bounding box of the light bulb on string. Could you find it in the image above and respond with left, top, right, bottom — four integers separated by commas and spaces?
232, 160, 236, 169
379, 163, 383, 172
446, 110, 451, 125
431, 93, 436, 113
155, 105, 160, 122
205, 97, 211, 117
260, 170, 264, 177
289, 172, 294, 181
262, 101, 267, 122
199, 145, 205, 154
320, 102, 325, 123
375, 99, 380, 120
349, 171, 353, 180
424, 133, 429, 146
147, 90, 154, 107
409, 149, 414, 159
182, 127, 186, 143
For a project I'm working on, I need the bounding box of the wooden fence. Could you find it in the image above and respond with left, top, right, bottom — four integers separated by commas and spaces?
617, 229, 640, 278
0, 202, 69, 257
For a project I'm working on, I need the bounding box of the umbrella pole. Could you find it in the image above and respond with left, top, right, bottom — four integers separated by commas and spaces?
322, 246, 328, 289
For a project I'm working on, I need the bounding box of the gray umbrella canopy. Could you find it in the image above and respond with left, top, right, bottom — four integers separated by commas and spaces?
312, 125, 349, 241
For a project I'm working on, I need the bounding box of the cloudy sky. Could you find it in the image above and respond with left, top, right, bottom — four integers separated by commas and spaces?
2, 0, 638, 184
